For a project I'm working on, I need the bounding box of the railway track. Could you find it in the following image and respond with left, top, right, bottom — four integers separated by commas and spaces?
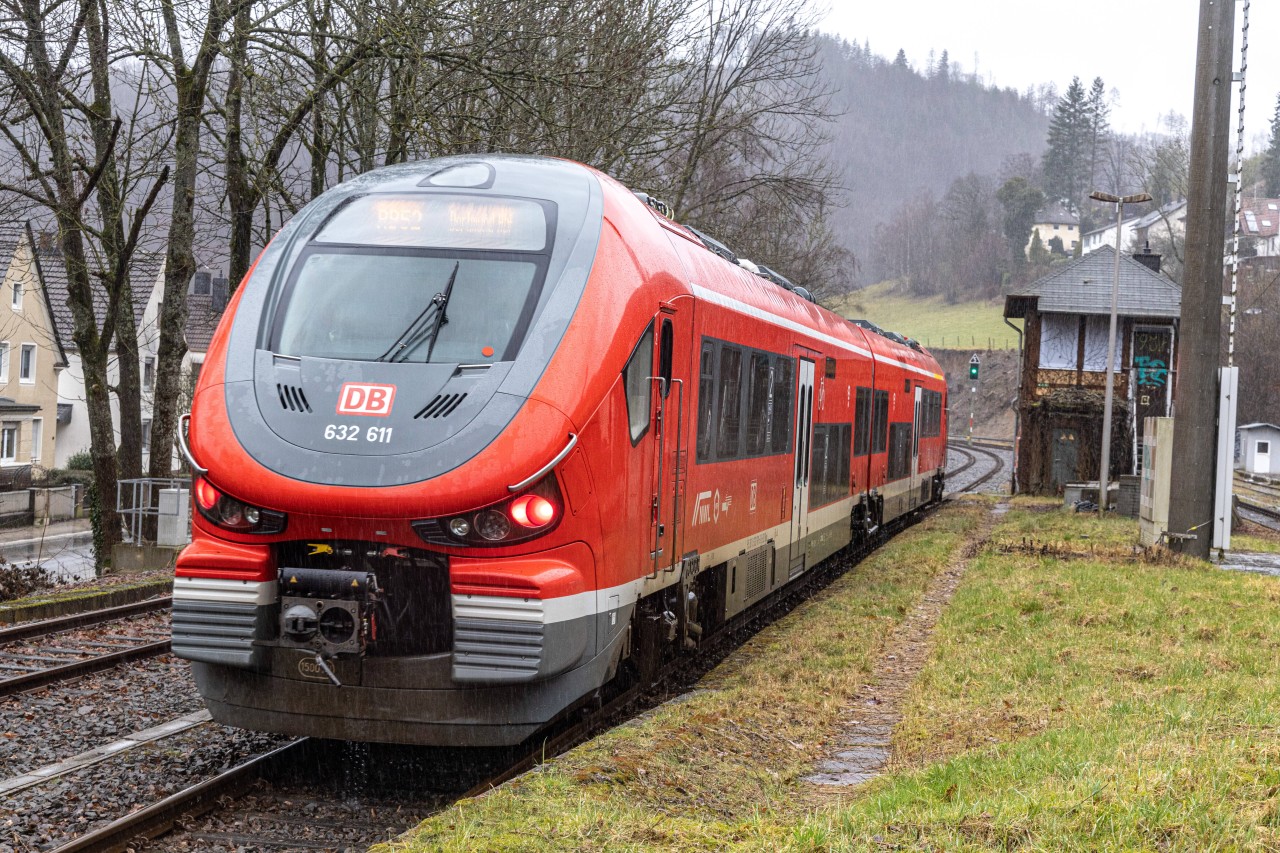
50, 500, 944, 852
947, 440, 1008, 495
0, 597, 172, 697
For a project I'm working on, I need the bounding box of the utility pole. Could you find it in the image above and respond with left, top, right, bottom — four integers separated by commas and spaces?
1167, 0, 1236, 559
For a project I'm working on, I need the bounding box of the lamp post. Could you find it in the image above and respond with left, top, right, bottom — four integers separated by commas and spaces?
1088, 190, 1152, 514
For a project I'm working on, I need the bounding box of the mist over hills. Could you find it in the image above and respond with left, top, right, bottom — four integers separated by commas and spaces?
814, 37, 1050, 279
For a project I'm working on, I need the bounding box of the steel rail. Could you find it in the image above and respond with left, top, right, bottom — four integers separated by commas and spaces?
50, 739, 308, 853
0, 639, 171, 697
0, 597, 171, 644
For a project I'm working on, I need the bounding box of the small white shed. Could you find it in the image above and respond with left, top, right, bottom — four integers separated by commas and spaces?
1236, 423, 1280, 476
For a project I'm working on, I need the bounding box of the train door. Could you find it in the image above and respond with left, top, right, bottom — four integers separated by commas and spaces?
788, 359, 816, 577
911, 384, 923, 504
649, 303, 692, 578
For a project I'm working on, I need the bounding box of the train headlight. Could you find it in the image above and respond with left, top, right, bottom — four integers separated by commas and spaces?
475, 510, 511, 541
193, 477, 287, 535
411, 475, 563, 548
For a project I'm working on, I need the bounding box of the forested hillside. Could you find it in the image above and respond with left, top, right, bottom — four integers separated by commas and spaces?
813, 38, 1050, 278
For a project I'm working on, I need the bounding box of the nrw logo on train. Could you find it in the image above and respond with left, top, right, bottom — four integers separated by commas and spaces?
336, 382, 396, 416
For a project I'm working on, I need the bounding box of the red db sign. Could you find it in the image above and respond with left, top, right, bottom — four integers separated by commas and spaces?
336, 383, 396, 416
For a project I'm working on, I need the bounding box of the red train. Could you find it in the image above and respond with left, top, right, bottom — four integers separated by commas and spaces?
172, 155, 948, 746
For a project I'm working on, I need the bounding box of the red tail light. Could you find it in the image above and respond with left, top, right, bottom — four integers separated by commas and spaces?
412, 476, 563, 547
193, 476, 287, 535
510, 494, 556, 528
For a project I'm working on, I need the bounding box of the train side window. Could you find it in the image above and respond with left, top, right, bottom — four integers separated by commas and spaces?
771, 356, 793, 454
745, 351, 772, 456
696, 341, 715, 462
853, 386, 871, 456
887, 423, 912, 479
623, 324, 654, 443
658, 319, 674, 398
872, 389, 889, 454
809, 425, 829, 505
716, 345, 743, 458
825, 357, 837, 379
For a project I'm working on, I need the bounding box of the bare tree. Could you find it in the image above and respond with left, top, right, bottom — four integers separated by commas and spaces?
0, 0, 168, 566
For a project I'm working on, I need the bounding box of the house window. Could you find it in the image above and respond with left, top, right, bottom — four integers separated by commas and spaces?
1082, 317, 1115, 372
144, 356, 156, 390
1039, 314, 1079, 370
30, 417, 41, 463
142, 420, 152, 455
1259, 441, 1271, 455
19, 344, 35, 383
11, 277, 21, 310
0, 342, 9, 383
1, 422, 17, 463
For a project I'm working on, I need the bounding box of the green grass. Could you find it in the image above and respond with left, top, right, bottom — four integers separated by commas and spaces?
378, 501, 1280, 851
374, 503, 986, 852
832, 281, 1018, 351
800, 503, 1280, 850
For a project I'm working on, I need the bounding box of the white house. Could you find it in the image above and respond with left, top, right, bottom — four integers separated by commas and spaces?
1236, 200, 1280, 258
37, 245, 162, 469
1082, 215, 1140, 254
1237, 422, 1280, 477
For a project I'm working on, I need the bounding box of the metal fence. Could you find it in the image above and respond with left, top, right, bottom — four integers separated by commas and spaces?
117, 477, 191, 546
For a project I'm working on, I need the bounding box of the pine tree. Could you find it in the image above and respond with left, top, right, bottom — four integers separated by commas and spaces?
1263, 92, 1280, 197
1042, 77, 1090, 211
1087, 77, 1110, 191
936, 49, 950, 83
893, 49, 909, 70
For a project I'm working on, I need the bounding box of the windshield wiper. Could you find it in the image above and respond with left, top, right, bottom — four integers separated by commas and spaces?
375, 261, 460, 363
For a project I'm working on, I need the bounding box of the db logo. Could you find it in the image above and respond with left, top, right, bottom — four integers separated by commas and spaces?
336, 382, 396, 416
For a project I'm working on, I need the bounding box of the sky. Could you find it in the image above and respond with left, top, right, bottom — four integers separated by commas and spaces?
820, 1, 1279, 147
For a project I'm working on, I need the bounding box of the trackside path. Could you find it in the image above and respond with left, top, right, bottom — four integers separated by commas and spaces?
805, 500, 1006, 787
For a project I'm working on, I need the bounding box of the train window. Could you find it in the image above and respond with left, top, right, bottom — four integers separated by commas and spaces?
872, 390, 889, 454
623, 324, 654, 443
904, 378, 911, 393
825, 357, 837, 379
771, 356, 793, 454
887, 423, 912, 479
273, 251, 544, 364
853, 387, 871, 456
658, 320, 674, 398
809, 423, 852, 506
920, 389, 943, 438
745, 352, 772, 456
716, 346, 743, 458
696, 342, 715, 462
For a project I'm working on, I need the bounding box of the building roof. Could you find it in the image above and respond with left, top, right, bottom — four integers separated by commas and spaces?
1033, 202, 1079, 227
1239, 200, 1280, 239
1238, 422, 1280, 432
1004, 245, 1182, 320
1132, 199, 1187, 231
184, 292, 225, 353
0, 223, 23, 284
1082, 215, 1140, 240
35, 241, 160, 352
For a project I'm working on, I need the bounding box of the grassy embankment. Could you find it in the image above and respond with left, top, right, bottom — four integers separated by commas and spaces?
375, 501, 986, 852
378, 499, 1280, 851
832, 282, 1017, 352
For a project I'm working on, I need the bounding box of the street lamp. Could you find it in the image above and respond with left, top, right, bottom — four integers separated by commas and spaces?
1088, 190, 1152, 514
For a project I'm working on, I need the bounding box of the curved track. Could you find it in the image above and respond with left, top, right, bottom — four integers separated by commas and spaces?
947, 440, 1008, 495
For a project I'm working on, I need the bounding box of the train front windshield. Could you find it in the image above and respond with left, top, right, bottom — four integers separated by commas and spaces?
271, 192, 553, 363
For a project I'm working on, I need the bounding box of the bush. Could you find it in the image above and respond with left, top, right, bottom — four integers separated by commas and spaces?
0, 562, 57, 602
66, 449, 93, 470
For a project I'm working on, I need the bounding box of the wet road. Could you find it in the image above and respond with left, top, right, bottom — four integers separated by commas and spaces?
0, 532, 96, 582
